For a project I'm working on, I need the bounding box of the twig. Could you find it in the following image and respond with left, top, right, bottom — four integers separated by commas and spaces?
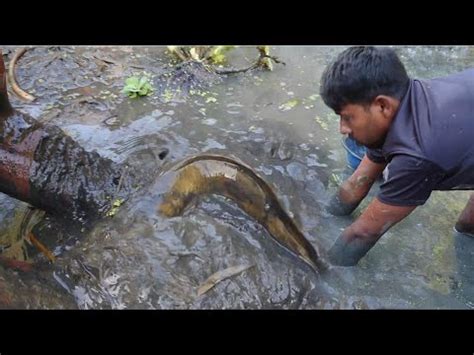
197, 264, 255, 296
201, 46, 214, 61
168, 47, 188, 62
8, 48, 36, 102
215, 62, 260, 75
261, 54, 286, 65
92, 55, 117, 65
215, 50, 285, 75
27, 233, 56, 263
116, 165, 128, 194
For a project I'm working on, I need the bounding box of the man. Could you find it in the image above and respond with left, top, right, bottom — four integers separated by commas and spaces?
319, 46, 474, 266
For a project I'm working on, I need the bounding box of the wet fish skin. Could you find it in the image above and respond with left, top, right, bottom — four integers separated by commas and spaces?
158, 154, 327, 273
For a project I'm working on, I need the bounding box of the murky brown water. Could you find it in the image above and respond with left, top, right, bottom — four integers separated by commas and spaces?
1, 45, 473, 309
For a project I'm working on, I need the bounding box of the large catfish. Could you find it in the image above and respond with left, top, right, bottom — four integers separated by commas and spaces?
157, 154, 325, 272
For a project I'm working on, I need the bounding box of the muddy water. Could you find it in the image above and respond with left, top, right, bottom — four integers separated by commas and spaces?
0, 46, 473, 309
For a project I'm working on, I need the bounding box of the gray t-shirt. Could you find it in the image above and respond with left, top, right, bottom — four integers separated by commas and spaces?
366, 68, 474, 206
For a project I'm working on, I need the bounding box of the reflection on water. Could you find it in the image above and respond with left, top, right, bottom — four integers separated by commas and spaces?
1, 46, 474, 309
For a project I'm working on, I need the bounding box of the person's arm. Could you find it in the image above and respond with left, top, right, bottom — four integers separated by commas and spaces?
328, 197, 416, 266
328, 154, 386, 216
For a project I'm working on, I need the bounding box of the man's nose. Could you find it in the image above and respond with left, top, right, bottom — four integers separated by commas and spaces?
339, 120, 351, 135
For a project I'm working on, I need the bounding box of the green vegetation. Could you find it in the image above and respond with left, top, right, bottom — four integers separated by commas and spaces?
106, 198, 125, 217
122, 75, 153, 98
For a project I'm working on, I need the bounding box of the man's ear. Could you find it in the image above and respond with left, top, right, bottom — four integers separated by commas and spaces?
373, 95, 400, 119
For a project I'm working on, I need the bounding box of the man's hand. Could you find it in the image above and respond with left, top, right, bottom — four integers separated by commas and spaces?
327, 155, 386, 216
328, 197, 416, 265
327, 193, 360, 216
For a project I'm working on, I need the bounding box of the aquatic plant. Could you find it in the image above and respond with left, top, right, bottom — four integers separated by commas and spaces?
166, 45, 284, 73
121, 75, 153, 98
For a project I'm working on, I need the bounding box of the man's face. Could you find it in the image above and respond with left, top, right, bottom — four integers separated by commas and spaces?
337, 102, 391, 149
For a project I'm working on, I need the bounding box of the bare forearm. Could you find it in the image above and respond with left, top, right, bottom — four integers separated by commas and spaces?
328, 176, 377, 215
328, 156, 386, 216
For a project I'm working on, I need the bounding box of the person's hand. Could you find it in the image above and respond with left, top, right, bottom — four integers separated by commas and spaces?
327, 192, 359, 216
327, 235, 375, 266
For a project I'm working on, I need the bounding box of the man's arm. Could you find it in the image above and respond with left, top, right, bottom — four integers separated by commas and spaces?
328, 155, 386, 216
328, 197, 416, 266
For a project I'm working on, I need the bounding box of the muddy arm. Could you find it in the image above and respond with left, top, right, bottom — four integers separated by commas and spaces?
328, 155, 386, 216
328, 197, 416, 266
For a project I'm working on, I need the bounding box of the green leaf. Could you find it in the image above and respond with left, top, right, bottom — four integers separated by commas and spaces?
139, 76, 148, 87
113, 198, 124, 207
123, 75, 153, 98
314, 115, 329, 131
125, 76, 140, 86
208, 46, 236, 64
205, 96, 217, 103
278, 99, 299, 112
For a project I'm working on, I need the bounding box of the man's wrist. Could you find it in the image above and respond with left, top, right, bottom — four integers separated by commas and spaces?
327, 193, 360, 216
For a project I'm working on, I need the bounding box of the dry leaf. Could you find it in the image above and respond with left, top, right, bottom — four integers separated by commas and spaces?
197, 264, 255, 296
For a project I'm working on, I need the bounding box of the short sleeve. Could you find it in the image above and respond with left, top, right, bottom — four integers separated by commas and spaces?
366, 148, 387, 164
377, 154, 445, 206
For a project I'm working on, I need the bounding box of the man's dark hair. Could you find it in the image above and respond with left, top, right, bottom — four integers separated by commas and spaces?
320, 46, 410, 113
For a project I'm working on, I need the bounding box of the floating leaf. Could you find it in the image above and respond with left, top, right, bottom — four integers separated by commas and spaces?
205, 96, 217, 103
161, 89, 174, 102
314, 115, 329, 131
330, 173, 343, 186
113, 198, 124, 207
197, 264, 255, 296
125, 77, 139, 86
106, 199, 125, 217
278, 99, 299, 112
